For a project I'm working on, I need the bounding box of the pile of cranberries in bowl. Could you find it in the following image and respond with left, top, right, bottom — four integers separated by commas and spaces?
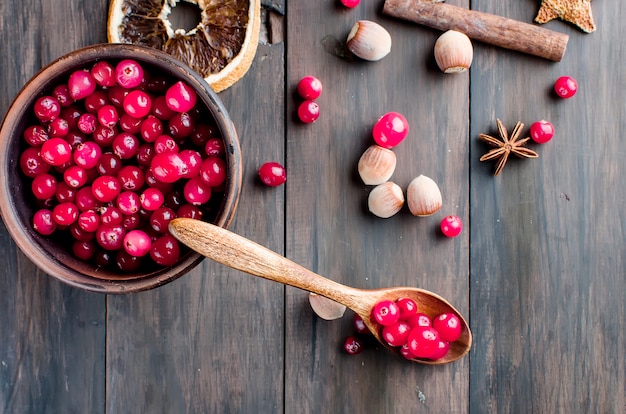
0, 44, 241, 292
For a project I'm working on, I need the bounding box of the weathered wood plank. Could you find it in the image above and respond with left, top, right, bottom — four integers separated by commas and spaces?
105, 7, 287, 413
0, 1, 109, 413
284, 1, 470, 412
469, 1, 625, 413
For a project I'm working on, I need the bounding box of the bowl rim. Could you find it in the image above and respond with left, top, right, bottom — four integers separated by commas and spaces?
0, 43, 242, 293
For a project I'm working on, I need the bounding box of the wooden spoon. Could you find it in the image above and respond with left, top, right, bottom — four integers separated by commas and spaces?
168, 218, 472, 365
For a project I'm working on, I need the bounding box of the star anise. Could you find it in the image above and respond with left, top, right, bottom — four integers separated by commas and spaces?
479, 119, 538, 176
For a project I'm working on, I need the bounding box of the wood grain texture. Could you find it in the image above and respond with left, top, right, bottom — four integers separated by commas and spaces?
105, 40, 287, 414
0, 0, 624, 413
0, 1, 110, 413
284, 0, 470, 412
469, 1, 625, 413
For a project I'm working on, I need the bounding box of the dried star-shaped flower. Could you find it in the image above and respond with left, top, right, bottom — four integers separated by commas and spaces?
479, 119, 538, 176
535, 0, 596, 33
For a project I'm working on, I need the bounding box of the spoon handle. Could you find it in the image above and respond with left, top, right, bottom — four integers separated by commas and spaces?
169, 218, 368, 309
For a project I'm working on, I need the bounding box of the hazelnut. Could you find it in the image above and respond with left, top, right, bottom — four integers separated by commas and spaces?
434, 30, 473, 74
346, 20, 392, 61
358, 144, 397, 185
368, 181, 405, 218
407, 175, 442, 216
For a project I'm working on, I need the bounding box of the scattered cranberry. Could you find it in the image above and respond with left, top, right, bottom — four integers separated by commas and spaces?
297, 76, 323, 100
353, 313, 370, 334
340, 0, 360, 7
297, 100, 320, 123
554, 75, 578, 99
440, 215, 463, 238
530, 120, 555, 144
372, 112, 409, 148
343, 336, 364, 355
258, 162, 286, 186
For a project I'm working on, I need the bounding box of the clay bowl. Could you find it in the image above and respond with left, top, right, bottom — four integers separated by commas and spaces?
0, 43, 242, 293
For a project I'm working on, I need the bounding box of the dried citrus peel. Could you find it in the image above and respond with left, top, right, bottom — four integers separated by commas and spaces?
107, 0, 261, 92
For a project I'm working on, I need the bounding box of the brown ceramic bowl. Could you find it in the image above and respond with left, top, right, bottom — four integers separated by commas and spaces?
0, 43, 242, 293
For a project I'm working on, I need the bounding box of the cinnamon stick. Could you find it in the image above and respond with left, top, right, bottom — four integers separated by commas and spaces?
383, 0, 568, 62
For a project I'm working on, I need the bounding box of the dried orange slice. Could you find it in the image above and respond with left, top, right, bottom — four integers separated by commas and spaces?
107, 0, 260, 93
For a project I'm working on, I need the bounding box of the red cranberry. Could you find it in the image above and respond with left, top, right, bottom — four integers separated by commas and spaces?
165, 81, 197, 113
47, 118, 69, 138
31, 173, 57, 200
168, 112, 195, 139
371, 300, 400, 326
149, 234, 180, 266
372, 112, 409, 149
91, 61, 117, 87
258, 162, 286, 186
530, 120, 555, 144
68, 69, 97, 100
183, 176, 212, 205
73, 141, 102, 169
95, 224, 126, 251
344, 336, 364, 355
297, 100, 320, 123
140, 115, 163, 142
407, 327, 440, 359
200, 156, 226, 187
24, 125, 49, 146
51, 202, 79, 226
150, 207, 176, 233
123, 229, 152, 257
554, 75, 577, 99
52, 84, 74, 107
97, 104, 119, 128
297, 76, 323, 100
119, 113, 143, 133
85, 91, 109, 114
123, 90, 152, 118
91, 175, 121, 202
40, 137, 72, 166
33, 209, 57, 235
73, 240, 96, 261
20, 147, 51, 178
33, 96, 61, 122
382, 321, 411, 347
115, 59, 144, 89
140, 187, 165, 211
432, 313, 462, 342
117, 165, 145, 190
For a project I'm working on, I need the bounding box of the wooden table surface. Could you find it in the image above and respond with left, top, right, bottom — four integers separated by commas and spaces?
1, 1, 624, 413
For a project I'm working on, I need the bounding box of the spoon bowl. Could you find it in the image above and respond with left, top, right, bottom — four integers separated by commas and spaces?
168, 218, 472, 365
